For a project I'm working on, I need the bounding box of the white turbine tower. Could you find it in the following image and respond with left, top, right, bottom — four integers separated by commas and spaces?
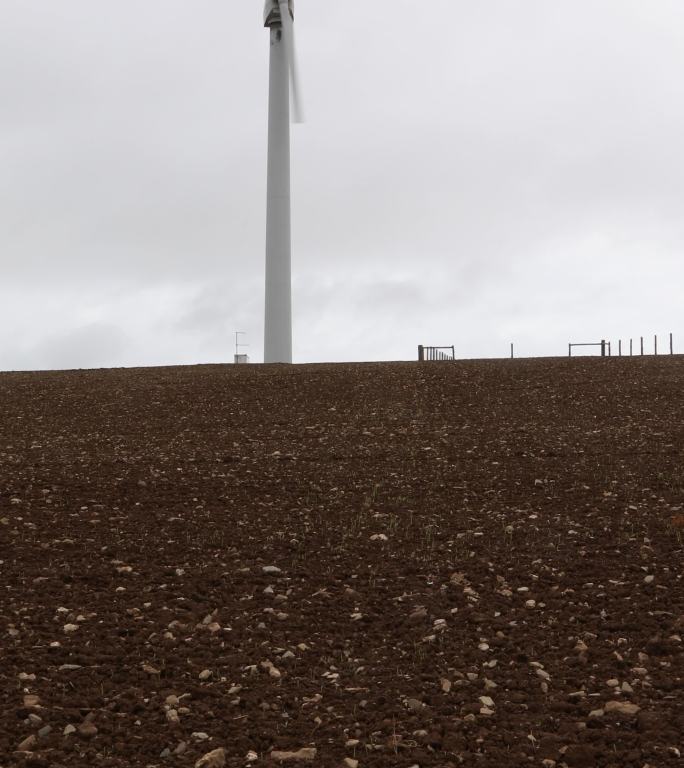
263, 0, 302, 363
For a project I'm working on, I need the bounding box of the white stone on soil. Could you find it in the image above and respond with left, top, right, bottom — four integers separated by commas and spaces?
271, 748, 317, 762
195, 747, 226, 767
605, 700, 640, 716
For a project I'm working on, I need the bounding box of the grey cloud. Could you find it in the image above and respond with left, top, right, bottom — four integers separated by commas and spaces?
27, 323, 129, 371
1, 0, 682, 367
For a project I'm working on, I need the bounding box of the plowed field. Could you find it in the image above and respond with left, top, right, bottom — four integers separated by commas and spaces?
1, 358, 682, 768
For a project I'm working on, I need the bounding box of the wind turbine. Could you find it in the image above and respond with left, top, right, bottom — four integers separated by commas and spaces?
263, 0, 302, 363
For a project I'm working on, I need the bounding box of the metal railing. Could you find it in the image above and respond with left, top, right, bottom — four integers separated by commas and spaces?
570, 333, 674, 358
418, 345, 455, 361
569, 340, 611, 357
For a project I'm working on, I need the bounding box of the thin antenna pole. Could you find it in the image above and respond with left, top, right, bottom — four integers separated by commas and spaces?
235, 331, 245, 357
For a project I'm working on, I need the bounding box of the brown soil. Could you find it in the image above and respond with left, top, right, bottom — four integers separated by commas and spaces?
0, 357, 682, 768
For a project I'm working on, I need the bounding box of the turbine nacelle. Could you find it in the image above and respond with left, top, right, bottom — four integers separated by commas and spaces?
264, 0, 294, 27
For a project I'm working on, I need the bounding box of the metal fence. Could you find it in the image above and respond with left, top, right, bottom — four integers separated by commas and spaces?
569, 334, 674, 357
569, 340, 611, 357
416, 334, 675, 362
418, 345, 455, 361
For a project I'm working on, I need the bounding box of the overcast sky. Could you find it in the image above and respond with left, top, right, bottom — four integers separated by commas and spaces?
1, 1, 683, 369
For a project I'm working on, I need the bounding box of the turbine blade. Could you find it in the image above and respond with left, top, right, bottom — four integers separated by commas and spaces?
278, 0, 304, 123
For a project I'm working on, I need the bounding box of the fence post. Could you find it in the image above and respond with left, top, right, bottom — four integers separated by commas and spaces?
601, 340, 606, 357
630, 338, 633, 356
568, 343, 572, 357
671, 333, 674, 355
654, 335, 658, 355
619, 339, 622, 356
418, 345, 424, 362
640, 337, 644, 355
510, 343, 514, 359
